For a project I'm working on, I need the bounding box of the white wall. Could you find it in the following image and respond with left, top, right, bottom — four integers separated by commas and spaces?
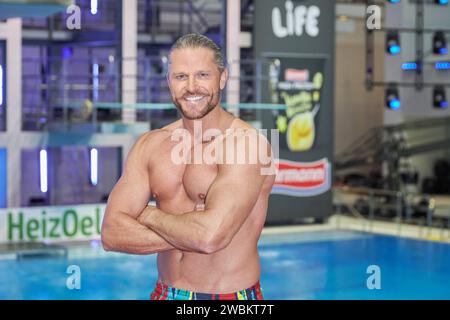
334, 11, 384, 156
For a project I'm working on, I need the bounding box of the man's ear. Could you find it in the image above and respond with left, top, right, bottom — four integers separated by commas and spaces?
219, 68, 229, 90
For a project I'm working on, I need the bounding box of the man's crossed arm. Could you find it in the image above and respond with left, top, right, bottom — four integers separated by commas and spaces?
138, 150, 266, 254
101, 130, 272, 255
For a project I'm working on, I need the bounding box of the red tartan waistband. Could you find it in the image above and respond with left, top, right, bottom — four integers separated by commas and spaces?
152, 279, 263, 299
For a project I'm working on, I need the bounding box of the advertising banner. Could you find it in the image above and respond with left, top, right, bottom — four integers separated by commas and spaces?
254, 0, 335, 223
0, 204, 105, 243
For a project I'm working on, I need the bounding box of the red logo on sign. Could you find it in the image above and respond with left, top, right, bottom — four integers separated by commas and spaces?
285, 68, 309, 82
272, 158, 331, 196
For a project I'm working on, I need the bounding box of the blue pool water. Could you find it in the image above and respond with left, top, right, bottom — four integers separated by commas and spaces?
0, 230, 449, 300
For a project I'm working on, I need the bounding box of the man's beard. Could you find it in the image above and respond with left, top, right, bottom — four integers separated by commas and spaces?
173, 90, 221, 120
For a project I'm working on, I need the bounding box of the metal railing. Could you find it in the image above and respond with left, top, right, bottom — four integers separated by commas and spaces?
21, 56, 277, 131
334, 185, 450, 241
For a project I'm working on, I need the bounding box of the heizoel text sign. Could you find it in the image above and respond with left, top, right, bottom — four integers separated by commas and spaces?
0, 204, 105, 243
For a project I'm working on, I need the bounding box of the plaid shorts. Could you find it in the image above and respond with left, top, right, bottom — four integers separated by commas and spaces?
150, 280, 264, 300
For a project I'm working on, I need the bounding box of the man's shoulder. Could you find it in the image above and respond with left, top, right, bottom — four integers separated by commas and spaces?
138, 119, 183, 145
230, 118, 255, 131
225, 119, 270, 144
215, 119, 273, 167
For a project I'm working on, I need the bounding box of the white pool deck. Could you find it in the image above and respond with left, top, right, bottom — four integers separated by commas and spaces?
264, 214, 450, 244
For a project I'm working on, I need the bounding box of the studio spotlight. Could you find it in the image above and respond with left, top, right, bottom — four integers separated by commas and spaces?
385, 85, 401, 110
435, 61, 450, 70
433, 86, 448, 108
386, 31, 401, 55
433, 31, 448, 55
435, 0, 448, 5
401, 62, 418, 71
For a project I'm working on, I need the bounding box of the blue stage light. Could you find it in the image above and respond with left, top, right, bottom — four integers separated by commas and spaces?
386, 31, 401, 56
433, 86, 448, 109
386, 85, 401, 110
61, 47, 73, 59
389, 45, 401, 55
402, 62, 417, 70
389, 99, 401, 110
433, 31, 447, 55
435, 61, 450, 70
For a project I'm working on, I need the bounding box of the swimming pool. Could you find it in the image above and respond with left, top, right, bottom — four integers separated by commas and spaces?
0, 230, 449, 300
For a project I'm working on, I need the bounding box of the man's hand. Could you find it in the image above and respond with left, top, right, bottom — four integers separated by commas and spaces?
137, 205, 158, 226
138, 202, 205, 226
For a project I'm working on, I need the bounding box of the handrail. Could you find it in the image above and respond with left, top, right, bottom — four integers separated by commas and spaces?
333, 185, 450, 240
335, 185, 450, 203
52, 102, 288, 111
335, 185, 404, 197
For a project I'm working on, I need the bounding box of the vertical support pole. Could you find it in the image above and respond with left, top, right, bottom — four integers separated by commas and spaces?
2, 19, 22, 207
226, 0, 241, 117
365, 0, 374, 91
415, 0, 424, 91
122, 0, 138, 123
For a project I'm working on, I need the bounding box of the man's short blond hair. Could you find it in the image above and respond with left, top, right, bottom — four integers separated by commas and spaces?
169, 33, 225, 73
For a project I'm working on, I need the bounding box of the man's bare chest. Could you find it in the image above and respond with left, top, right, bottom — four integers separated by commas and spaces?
148, 140, 219, 204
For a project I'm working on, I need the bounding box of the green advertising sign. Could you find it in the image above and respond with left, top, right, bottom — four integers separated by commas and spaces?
0, 204, 106, 243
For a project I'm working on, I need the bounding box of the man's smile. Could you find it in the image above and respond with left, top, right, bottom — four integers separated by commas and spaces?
184, 95, 206, 103
184, 95, 205, 104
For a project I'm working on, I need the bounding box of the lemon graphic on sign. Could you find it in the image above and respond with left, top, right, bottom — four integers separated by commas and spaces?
286, 112, 315, 152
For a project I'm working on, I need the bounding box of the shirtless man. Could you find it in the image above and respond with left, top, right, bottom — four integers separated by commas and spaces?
101, 34, 276, 300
